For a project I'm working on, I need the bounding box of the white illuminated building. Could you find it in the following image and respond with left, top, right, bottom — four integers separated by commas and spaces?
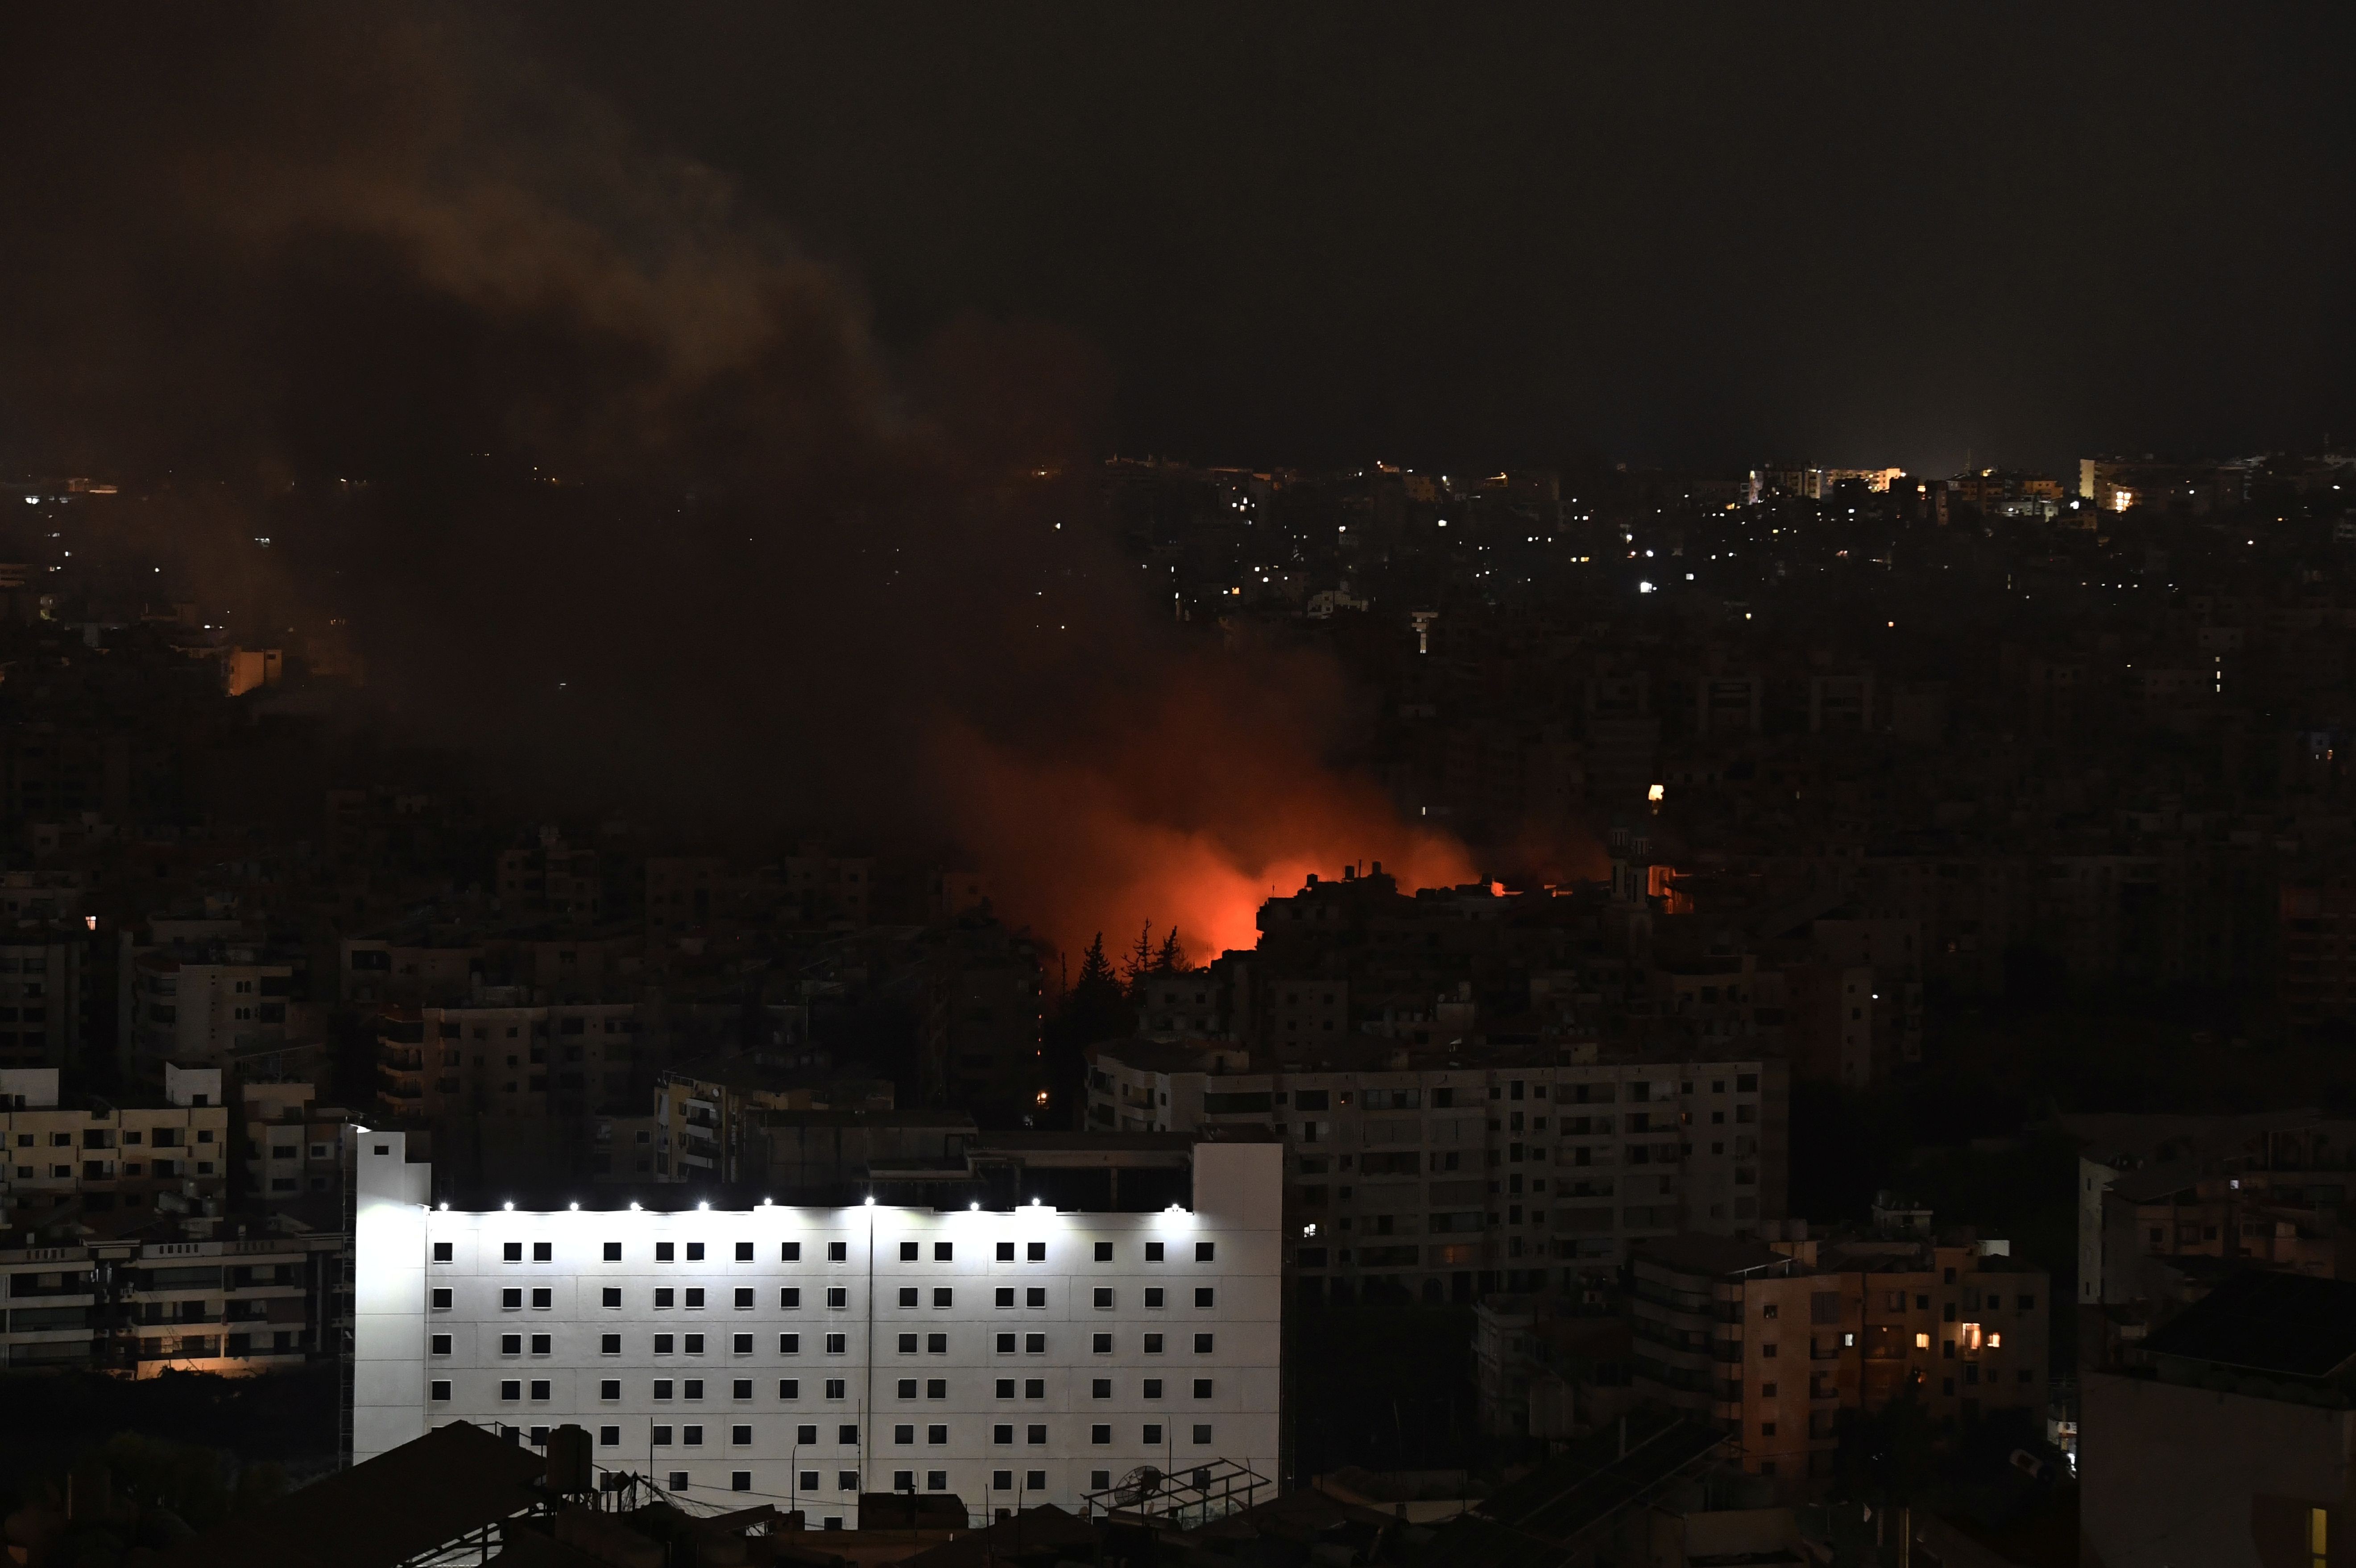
353, 1130, 1282, 1527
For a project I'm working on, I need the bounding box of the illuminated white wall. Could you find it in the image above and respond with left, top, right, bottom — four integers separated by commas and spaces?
353, 1141, 1283, 1527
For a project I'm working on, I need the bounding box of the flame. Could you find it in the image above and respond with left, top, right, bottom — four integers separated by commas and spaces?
931, 677, 1474, 966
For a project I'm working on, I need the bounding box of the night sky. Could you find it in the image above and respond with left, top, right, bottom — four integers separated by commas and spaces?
528, 3, 2356, 474
4, 4, 2352, 480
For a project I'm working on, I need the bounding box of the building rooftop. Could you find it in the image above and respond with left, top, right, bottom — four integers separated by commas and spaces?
1633, 1232, 1790, 1278
2141, 1269, 2356, 1382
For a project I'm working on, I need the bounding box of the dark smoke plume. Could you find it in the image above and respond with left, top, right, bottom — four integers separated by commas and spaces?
0, 5, 1472, 960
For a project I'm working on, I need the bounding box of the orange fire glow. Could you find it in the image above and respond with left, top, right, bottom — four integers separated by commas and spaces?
931, 678, 1475, 967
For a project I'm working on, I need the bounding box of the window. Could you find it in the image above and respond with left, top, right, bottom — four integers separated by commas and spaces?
826, 1288, 847, 1309
1025, 1334, 1046, 1353
602, 1288, 622, 1308
996, 1379, 1015, 1398
1193, 1334, 1214, 1353
1091, 1425, 1111, 1445
935, 1243, 953, 1261
501, 1289, 523, 1310
1146, 1288, 1165, 1309
780, 1334, 800, 1353
927, 1334, 948, 1353
504, 1243, 523, 1262
1145, 1334, 1164, 1353
1027, 1425, 1048, 1446
731, 1472, 750, 1493
996, 1334, 1016, 1353
685, 1380, 704, 1400
533, 1242, 552, 1262
837, 1470, 859, 1491
685, 1289, 705, 1309
734, 1288, 754, 1309
781, 1242, 801, 1261
431, 1381, 452, 1401
736, 1242, 754, 1262
1192, 1425, 1212, 1444
894, 1424, 915, 1445
781, 1381, 800, 1399
683, 1427, 703, 1446
1095, 1242, 1113, 1262
933, 1288, 953, 1308
655, 1335, 675, 1355
1144, 1379, 1163, 1398
827, 1383, 848, 1402
927, 1471, 948, 1491
1196, 1242, 1215, 1262
1145, 1242, 1164, 1262
687, 1244, 704, 1262
431, 1334, 452, 1355
899, 1335, 919, 1353
501, 1381, 522, 1401
997, 1242, 1015, 1261
1093, 1288, 1114, 1310
1194, 1379, 1213, 1398
900, 1242, 919, 1262
1027, 1288, 1047, 1308
927, 1426, 947, 1445
996, 1288, 1016, 1308
532, 1288, 551, 1310
1144, 1424, 1163, 1444
1093, 1379, 1112, 1399
733, 1335, 752, 1354
600, 1427, 620, 1446
656, 1243, 674, 1262
432, 1242, 453, 1263
654, 1289, 675, 1310
655, 1380, 675, 1400
825, 1334, 845, 1354
898, 1378, 918, 1399
530, 1381, 551, 1401
531, 1334, 551, 1355
1093, 1334, 1113, 1354
781, 1288, 801, 1309
1025, 1380, 1045, 1398
899, 1288, 919, 1309
1194, 1288, 1215, 1308
827, 1242, 847, 1262
927, 1380, 947, 1399
604, 1242, 621, 1261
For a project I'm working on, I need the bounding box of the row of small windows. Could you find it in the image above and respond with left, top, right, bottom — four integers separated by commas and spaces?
435, 1373, 1219, 1402
432, 1330, 1217, 1357
441, 1240, 1217, 1265
459, 1451, 1153, 1505
431, 1285, 1215, 1311
438, 1398, 1218, 1453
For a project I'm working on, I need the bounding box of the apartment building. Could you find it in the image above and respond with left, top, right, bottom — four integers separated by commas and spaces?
652, 1055, 895, 1184
1, 1064, 230, 1228
0, 1215, 349, 1375
239, 1077, 354, 1209
1629, 1229, 2050, 1493
121, 923, 298, 1070
1086, 1039, 1788, 1301
0, 928, 89, 1072
351, 1130, 1283, 1528
376, 997, 647, 1125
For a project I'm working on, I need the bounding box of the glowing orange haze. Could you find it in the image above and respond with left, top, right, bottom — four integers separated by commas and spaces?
932, 686, 1476, 968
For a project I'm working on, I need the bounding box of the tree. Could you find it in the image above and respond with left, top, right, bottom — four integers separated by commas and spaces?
1040, 934, 1134, 1128
1124, 923, 1155, 995
1154, 927, 1184, 974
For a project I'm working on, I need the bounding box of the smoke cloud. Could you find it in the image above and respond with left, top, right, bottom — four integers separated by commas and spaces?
0, 4, 1474, 964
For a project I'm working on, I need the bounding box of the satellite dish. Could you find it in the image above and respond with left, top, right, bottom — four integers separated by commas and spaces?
1118, 1465, 1163, 1507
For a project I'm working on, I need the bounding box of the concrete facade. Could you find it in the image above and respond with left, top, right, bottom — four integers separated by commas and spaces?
353, 1133, 1282, 1528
